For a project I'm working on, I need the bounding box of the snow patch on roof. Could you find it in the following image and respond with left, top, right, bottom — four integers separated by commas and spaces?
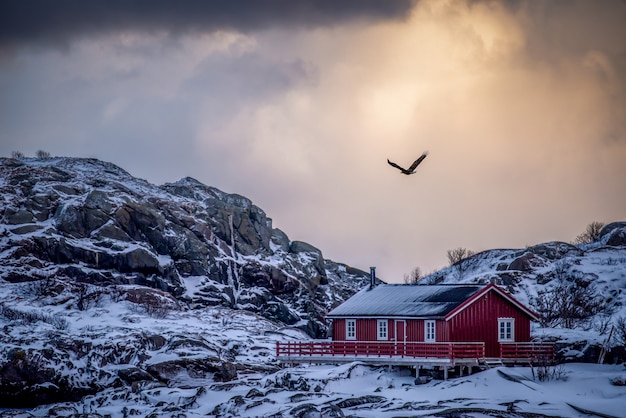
326, 284, 483, 317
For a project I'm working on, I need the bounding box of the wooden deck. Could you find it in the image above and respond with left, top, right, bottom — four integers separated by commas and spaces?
276, 340, 555, 367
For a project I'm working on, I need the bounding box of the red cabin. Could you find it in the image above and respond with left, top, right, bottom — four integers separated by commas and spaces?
327, 283, 537, 358
276, 283, 553, 370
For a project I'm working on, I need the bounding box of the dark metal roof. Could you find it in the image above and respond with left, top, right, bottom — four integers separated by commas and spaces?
326, 284, 484, 318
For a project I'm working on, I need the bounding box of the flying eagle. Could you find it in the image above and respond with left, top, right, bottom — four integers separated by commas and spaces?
387, 152, 428, 175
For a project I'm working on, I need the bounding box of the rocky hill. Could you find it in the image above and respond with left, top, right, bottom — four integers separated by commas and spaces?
0, 157, 372, 337
422, 221, 626, 362
1, 156, 625, 415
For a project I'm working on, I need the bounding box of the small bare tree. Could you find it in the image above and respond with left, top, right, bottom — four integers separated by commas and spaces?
11, 150, 24, 159
446, 247, 476, 278
574, 221, 605, 244
36, 149, 51, 159
403, 266, 424, 284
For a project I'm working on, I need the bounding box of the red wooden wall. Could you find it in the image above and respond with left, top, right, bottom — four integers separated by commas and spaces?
447, 291, 531, 357
333, 318, 397, 341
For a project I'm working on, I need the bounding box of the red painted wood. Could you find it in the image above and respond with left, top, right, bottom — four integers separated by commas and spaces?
447, 291, 532, 357
276, 341, 486, 360
275, 340, 554, 363
395, 320, 405, 342
333, 318, 346, 340
500, 342, 554, 361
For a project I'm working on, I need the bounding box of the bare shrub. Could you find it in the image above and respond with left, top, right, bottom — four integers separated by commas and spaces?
574, 221, 605, 244
531, 361, 567, 382
0, 303, 69, 330
447, 247, 474, 265
35, 149, 51, 159
11, 150, 24, 158
403, 266, 424, 284
30, 275, 64, 298
533, 274, 607, 329
593, 314, 613, 335
125, 287, 179, 319
49, 315, 70, 330
75, 283, 104, 311
615, 315, 626, 345
108, 285, 126, 303
144, 304, 172, 319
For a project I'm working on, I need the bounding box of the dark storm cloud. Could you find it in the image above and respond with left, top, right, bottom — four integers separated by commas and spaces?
0, 0, 415, 49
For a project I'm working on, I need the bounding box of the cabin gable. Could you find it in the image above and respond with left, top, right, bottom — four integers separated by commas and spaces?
445, 289, 532, 357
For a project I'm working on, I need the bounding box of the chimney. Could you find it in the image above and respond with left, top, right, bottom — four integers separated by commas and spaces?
370, 267, 376, 289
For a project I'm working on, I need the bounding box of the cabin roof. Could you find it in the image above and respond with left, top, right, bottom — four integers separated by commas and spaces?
326, 284, 484, 318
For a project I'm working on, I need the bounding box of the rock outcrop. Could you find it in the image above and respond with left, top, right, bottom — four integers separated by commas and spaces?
0, 157, 370, 339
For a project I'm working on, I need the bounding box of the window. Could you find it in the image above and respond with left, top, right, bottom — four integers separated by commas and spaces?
377, 320, 388, 340
425, 320, 436, 342
346, 319, 356, 340
498, 318, 515, 342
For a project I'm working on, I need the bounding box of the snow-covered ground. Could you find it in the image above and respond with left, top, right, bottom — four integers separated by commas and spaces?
6, 362, 626, 417
1, 275, 624, 417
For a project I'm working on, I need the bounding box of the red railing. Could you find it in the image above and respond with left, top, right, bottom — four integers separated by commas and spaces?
276, 341, 485, 360
500, 342, 555, 361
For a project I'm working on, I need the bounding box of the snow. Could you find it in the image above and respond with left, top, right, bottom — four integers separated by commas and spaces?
21, 362, 621, 418
2, 273, 624, 417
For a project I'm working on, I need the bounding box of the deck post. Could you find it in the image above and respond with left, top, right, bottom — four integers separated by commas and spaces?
443, 367, 448, 380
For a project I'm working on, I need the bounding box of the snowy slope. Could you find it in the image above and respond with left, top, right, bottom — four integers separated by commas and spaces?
423, 230, 626, 356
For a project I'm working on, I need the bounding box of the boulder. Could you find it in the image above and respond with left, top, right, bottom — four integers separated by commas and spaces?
599, 221, 626, 239
508, 252, 547, 272
145, 334, 167, 350
4, 208, 34, 225
114, 202, 166, 249
117, 367, 156, 385
262, 302, 300, 325
271, 228, 290, 252
146, 358, 237, 385
600, 222, 626, 246
120, 247, 161, 274
289, 241, 327, 282
527, 242, 584, 260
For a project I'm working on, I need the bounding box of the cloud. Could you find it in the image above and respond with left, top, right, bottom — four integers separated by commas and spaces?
0, 0, 415, 51
0, 0, 625, 280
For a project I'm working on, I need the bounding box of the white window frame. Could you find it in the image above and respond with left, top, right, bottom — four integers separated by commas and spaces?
346, 319, 356, 340
425, 320, 436, 342
498, 318, 515, 342
377, 319, 388, 341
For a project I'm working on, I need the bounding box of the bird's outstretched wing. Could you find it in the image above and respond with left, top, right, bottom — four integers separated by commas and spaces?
387, 159, 406, 172
407, 151, 428, 172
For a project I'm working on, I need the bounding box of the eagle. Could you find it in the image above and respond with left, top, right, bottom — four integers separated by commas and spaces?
387, 152, 428, 175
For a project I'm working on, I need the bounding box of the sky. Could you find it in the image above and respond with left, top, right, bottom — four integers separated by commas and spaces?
1, 0, 625, 282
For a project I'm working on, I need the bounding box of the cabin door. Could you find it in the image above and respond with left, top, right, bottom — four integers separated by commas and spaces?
395, 320, 406, 356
